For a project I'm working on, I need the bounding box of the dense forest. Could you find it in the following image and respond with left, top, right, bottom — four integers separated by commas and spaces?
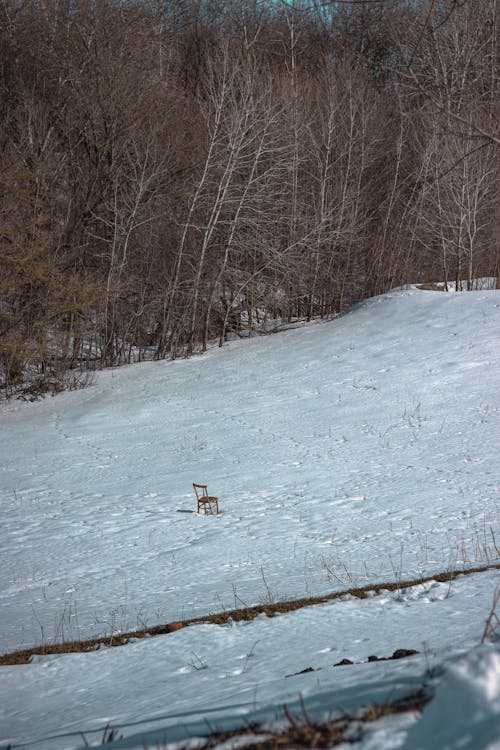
1, 0, 498, 397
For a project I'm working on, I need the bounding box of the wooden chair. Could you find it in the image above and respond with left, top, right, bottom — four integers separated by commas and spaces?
193, 484, 219, 514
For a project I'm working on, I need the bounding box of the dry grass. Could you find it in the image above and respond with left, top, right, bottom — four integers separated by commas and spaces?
1, 563, 498, 666
153, 691, 429, 750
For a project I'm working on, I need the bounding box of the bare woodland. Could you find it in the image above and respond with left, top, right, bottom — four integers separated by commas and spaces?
0, 0, 498, 397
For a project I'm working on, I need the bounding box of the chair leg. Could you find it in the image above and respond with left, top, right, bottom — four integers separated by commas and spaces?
196, 500, 218, 514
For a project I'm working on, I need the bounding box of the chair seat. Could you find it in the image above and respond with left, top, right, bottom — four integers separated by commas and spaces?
199, 497, 218, 507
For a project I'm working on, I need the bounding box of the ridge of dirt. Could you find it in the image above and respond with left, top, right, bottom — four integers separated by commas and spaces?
1, 563, 498, 666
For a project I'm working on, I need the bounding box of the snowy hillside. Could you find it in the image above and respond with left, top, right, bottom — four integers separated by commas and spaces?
1, 287, 499, 750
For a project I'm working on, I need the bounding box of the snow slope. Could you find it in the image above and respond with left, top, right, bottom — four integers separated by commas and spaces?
1, 287, 499, 749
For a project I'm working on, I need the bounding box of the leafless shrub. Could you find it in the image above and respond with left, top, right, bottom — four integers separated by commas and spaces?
481, 586, 500, 644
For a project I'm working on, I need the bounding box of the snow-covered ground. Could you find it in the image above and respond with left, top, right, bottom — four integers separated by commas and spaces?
1, 286, 499, 749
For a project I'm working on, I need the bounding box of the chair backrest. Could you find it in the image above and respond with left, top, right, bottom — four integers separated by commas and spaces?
193, 483, 208, 501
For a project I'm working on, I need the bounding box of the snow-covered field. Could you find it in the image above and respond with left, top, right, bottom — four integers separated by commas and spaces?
1, 286, 499, 749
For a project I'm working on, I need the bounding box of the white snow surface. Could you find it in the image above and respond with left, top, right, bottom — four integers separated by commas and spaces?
1, 286, 499, 749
